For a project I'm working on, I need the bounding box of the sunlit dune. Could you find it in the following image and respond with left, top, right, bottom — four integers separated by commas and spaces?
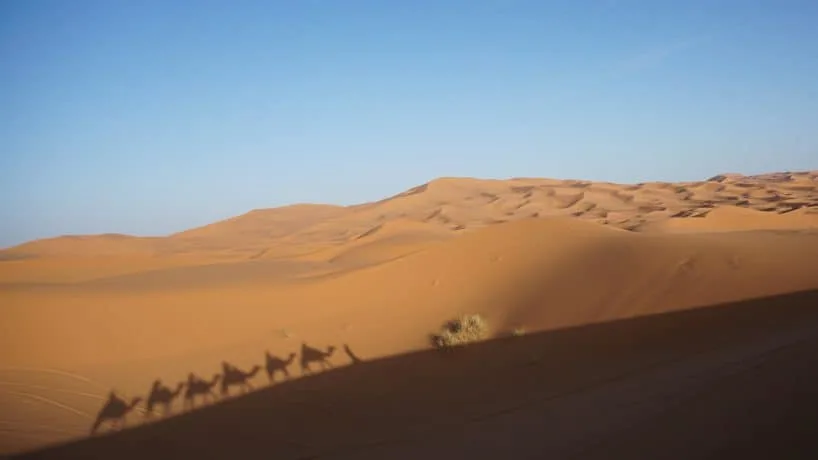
0, 254, 243, 285
2, 170, 818, 457
0, 234, 163, 259
3, 170, 816, 263
296, 218, 455, 268
636, 206, 818, 233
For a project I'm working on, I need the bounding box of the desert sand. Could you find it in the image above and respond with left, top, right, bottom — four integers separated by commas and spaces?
2, 170, 818, 459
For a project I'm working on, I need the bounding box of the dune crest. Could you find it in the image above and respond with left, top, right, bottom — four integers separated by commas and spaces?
3, 170, 816, 264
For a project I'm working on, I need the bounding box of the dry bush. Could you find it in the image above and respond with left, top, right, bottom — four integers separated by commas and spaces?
430, 314, 488, 349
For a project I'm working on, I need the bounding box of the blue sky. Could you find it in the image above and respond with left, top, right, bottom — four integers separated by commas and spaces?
1, 0, 817, 246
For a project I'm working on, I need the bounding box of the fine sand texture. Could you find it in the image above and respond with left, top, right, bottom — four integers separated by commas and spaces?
2, 170, 818, 458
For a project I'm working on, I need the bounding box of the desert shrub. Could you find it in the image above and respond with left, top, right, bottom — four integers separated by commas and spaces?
511, 327, 526, 337
430, 314, 488, 349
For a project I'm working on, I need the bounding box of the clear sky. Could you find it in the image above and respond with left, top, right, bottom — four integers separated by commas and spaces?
2, 0, 817, 247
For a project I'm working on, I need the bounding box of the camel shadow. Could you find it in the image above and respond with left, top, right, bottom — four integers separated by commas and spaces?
90, 392, 142, 435
299, 342, 336, 375
263, 344, 357, 385
265, 350, 296, 384
220, 361, 262, 397
183, 372, 221, 410
145, 379, 185, 418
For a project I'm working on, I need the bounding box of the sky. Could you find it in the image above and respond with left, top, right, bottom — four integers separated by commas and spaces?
1, 0, 817, 246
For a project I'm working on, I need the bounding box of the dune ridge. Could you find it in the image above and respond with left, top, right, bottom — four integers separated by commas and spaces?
3, 170, 816, 262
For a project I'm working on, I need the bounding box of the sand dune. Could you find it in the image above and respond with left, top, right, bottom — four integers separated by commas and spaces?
167, 204, 349, 256
4, 170, 815, 264
636, 206, 818, 233
0, 254, 234, 285
11, 290, 818, 460
297, 219, 455, 267
0, 234, 163, 259
2, 170, 818, 457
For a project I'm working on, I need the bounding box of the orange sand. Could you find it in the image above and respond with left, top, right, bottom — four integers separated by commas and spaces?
2, 170, 818, 458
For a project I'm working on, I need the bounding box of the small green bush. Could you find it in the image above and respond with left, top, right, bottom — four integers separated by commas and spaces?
431, 314, 488, 349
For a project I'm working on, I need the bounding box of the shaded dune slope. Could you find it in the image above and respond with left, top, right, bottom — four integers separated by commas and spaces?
14, 290, 818, 460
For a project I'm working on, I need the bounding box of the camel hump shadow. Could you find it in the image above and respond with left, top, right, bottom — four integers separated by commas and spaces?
300, 342, 336, 374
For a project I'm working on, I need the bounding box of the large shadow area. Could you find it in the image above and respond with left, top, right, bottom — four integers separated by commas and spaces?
13, 290, 818, 460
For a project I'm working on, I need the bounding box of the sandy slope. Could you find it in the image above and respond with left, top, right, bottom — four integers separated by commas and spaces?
12, 290, 818, 460
2, 170, 818, 456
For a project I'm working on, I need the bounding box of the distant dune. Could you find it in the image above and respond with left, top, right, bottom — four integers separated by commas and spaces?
1, 233, 163, 259
3, 170, 816, 265
1, 170, 818, 458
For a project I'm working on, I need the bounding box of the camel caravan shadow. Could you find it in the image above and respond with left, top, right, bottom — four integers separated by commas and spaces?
89, 342, 360, 435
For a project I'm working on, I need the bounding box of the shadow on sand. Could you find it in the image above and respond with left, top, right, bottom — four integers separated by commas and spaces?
15, 290, 818, 460
144, 379, 185, 419
220, 361, 262, 397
